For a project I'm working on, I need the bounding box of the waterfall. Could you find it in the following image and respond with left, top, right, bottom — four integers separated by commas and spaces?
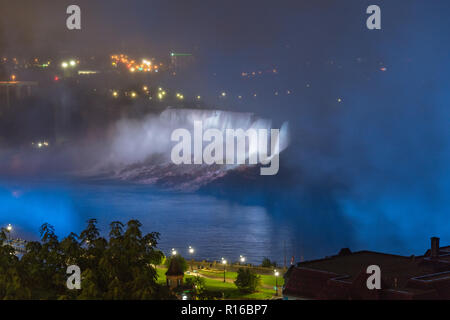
95, 108, 289, 190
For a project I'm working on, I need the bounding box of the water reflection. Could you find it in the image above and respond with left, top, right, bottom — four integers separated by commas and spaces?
0, 178, 294, 264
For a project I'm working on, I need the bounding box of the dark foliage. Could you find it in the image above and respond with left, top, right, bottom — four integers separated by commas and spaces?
234, 268, 260, 293
0, 219, 173, 300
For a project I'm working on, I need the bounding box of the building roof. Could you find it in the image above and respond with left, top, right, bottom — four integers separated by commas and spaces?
296, 250, 435, 289
284, 241, 450, 299
166, 257, 185, 276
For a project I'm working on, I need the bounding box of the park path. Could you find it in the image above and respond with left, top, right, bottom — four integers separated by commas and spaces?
157, 266, 277, 290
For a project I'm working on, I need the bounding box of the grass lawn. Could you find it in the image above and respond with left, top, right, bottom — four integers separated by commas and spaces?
197, 269, 284, 287
156, 267, 277, 300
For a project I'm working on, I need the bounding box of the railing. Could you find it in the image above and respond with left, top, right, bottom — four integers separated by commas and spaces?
2, 239, 27, 255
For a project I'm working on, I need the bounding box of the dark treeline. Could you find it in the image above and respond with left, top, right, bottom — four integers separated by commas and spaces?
0, 219, 175, 299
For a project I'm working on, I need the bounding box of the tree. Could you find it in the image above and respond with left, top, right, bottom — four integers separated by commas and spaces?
0, 228, 30, 299
186, 276, 206, 299
261, 257, 277, 268
165, 255, 188, 273
234, 268, 261, 293
0, 219, 171, 300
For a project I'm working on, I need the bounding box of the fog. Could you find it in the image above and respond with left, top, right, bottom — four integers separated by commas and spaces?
1, 0, 450, 259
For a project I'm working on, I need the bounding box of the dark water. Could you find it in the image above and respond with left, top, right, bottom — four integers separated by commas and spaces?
1, 175, 448, 265
0, 178, 295, 264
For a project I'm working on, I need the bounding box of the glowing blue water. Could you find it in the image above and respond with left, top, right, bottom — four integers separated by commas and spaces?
0, 178, 294, 264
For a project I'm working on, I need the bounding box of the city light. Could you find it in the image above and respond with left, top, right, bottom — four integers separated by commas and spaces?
111, 54, 159, 73
112, 91, 119, 98
6, 224, 12, 232
240, 255, 246, 263
33, 141, 49, 149
188, 246, 194, 254
171, 248, 177, 256
78, 70, 98, 75
61, 60, 78, 69
130, 92, 137, 98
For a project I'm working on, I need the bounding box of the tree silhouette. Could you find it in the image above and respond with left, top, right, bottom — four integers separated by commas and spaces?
0, 219, 172, 300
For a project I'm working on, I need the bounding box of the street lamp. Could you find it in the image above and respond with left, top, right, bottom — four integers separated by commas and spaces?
240, 255, 246, 264
222, 258, 227, 283
5, 224, 12, 242
188, 246, 195, 271
171, 248, 177, 256
274, 270, 280, 296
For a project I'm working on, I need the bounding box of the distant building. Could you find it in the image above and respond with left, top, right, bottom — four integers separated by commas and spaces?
283, 237, 450, 300
166, 258, 185, 290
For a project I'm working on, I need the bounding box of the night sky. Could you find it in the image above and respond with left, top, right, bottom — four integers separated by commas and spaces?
1, 1, 450, 258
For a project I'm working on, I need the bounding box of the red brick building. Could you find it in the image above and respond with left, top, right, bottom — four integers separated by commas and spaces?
166, 258, 185, 290
283, 237, 450, 299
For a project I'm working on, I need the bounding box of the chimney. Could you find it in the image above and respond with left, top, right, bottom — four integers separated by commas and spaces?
431, 237, 440, 259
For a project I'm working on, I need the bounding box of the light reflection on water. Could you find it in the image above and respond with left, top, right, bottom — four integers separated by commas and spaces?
0, 178, 293, 264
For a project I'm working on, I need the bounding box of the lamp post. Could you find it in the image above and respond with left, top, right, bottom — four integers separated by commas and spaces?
171, 248, 177, 256
188, 246, 195, 271
274, 270, 280, 296
222, 258, 227, 283
6, 224, 12, 242
240, 255, 246, 264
